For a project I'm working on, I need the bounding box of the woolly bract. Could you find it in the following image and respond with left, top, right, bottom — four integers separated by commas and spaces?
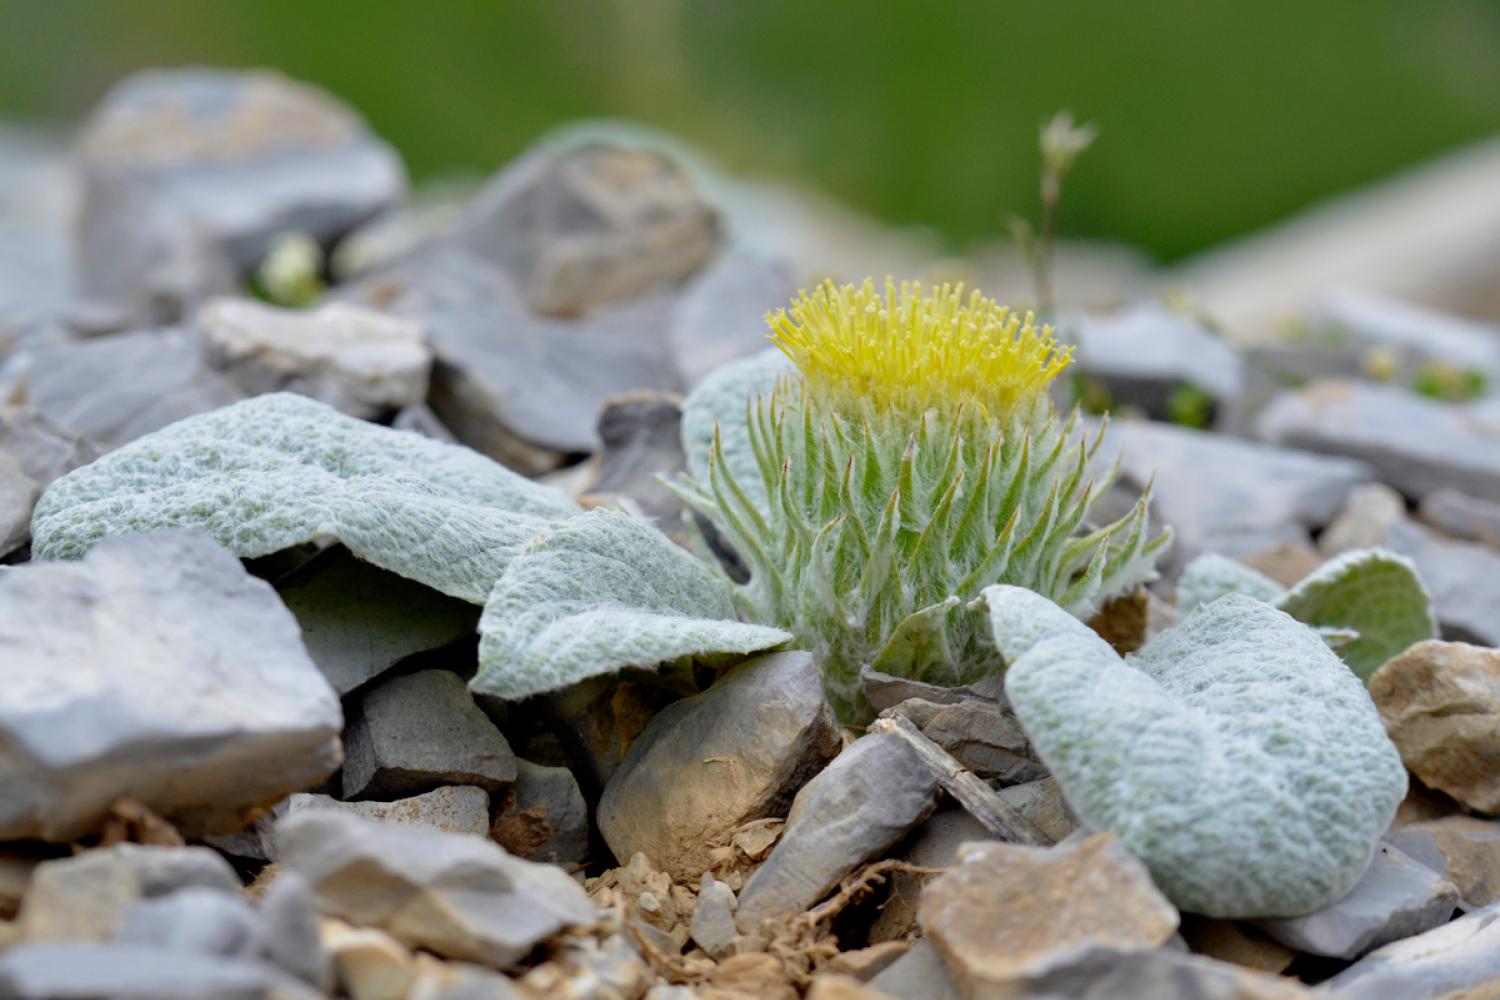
676, 280, 1166, 722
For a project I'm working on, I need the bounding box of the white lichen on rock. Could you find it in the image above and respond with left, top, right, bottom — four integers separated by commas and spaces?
474, 509, 790, 700
986, 584, 1407, 918
31, 393, 579, 602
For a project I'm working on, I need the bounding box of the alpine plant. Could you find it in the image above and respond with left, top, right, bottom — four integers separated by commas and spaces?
674, 278, 1168, 722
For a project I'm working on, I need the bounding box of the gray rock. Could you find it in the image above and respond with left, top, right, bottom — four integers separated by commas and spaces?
75, 67, 404, 278
1066, 304, 1246, 424
490, 760, 590, 866
1420, 489, 1500, 548
347, 248, 679, 466
1385, 518, 1500, 646
534, 668, 699, 791
287, 786, 491, 839
1319, 482, 1407, 557
276, 808, 600, 968
454, 142, 719, 318
0, 943, 323, 1000
1385, 815, 1500, 911
1305, 289, 1500, 382
869, 940, 961, 1000
1015, 947, 1316, 999
736, 731, 940, 928
1258, 844, 1459, 959
0, 450, 37, 554
579, 391, 687, 528
668, 250, 796, 386
4, 327, 245, 451
1089, 417, 1372, 572
1258, 379, 1500, 503
689, 875, 739, 960
870, 808, 998, 944
0, 850, 38, 919
19, 844, 240, 943
1321, 904, 1500, 1000
200, 297, 431, 418
258, 872, 332, 992
0, 405, 99, 491
0, 531, 342, 841
343, 669, 516, 800
597, 651, 841, 881
996, 777, 1079, 844
884, 697, 1046, 785
274, 546, 478, 696
391, 401, 459, 443
116, 887, 263, 958
859, 665, 1006, 714
0, 125, 73, 334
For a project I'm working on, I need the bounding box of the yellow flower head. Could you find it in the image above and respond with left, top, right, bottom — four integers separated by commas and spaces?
768, 277, 1072, 418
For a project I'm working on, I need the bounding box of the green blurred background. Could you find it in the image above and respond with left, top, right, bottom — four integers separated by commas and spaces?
3, 0, 1499, 262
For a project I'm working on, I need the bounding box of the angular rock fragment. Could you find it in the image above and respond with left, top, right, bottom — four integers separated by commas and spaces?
115, 887, 264, 958
0, 531, 342, 841
919, 834, 1179, 998
0, 943, 324, 1000
1257, 843, 1458, 959
1370, 640, 1500, 814
1384, 520, 1500, 647
200, 297, 431, 418
1421, 488, 1500, 548
343, 670, 517, 800
18, 844, 240, 943
454, 142, 720, 318
579, 391, 687, 527
870, 808, 997, 944
1385, 814, 1500, 909
689, 875, 739, 960
277, 809, 600, 969
869, 940, 961, 1000
490, 760, 590, 866
597, 651, 840, 880
736, 731, 940, 928
883, 696, 1045, 785
1322, 905, 1500, 1000
287, 786, 491, 839
668, 250, 796, 386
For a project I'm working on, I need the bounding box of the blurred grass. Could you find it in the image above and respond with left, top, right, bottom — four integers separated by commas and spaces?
2, 0, 1499, 261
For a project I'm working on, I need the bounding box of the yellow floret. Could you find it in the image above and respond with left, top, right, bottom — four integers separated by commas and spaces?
768, 277, 1072, 417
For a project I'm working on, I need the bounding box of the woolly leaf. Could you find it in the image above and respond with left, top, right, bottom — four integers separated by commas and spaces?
474, 509, 791, 700
32, 393, 579, 603
986, 584, 1406, 919
1276, 549, 1437, 681
1176, 552, 1286, 610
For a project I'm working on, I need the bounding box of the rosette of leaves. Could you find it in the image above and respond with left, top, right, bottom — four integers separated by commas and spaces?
672, 278, 1168, 722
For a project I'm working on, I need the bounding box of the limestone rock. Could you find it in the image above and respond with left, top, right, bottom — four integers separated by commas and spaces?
870, 808, 997, 944
884, 696, 1046, 785
0, 943, 324, 1000
287, 786, 491, 839
343, 669, 516, 800
1421, 489, 1500, 549
277, 809, 599, 969
1371, 641, 1500, 814
455, 142, 719, 318
668, 250, 797, 386
579, 391, 687, 528
1258, 843, 1459, 959
869, 940, 961, 1000
0, 531, 342, 841
689, 875, 738, 960
76, 67, 404, 280
490, 761, 590, 866
995, 778, 1078, 844
919, 834, 1179, 998
273, 546, 478, 697
1384, 520, 1500, 647
116, 887, 263, 959
736, 731, 940, 928
1258, 379, 1500, 503
322, 919, 419, 1000
201, 297, 430, 418
598, 651, 841, 881
18, 844, 239, 943
1323, 905, 1500, 1000
1013, 948, 1316, 999
1386, 815, 1500, 909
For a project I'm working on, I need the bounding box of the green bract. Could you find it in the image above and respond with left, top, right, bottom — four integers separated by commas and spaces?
675, 378, 1167, 723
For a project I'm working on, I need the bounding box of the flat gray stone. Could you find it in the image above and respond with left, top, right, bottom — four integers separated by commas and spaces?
200, 297, 431, 419
1258, 379, 1500, 503
668, 249, 795, 386
76, 67, 404, 277
1322, 904, 1500, 1000
454, 142, 719, 318
276, 809, 600, 968
1420, 489, 1500, 549
1385, 518, 1500, 646
117, 887, 263, 959
19, 844, 240, 943
274, 546, 478, 696
257, 872, 332, 992
1258, 844, 1459, 959
343, 669, 516, 800
0, 531, 342, 841
0, 943, 322, 1000
0, 405, 99, 492
1088, 417, 1372, 572
735, 731, 940, 928
884, 696, 1045, 785
597, 651, 841, 881
995, 777, 1079, 844
579, 391, 686, 528
491, 760, 590, 866
1305, 289, 1500, 382
286, 786, 491, 840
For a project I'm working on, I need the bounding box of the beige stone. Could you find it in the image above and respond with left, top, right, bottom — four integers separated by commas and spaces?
1370, 641, 1500, 814
918, 833, 1178, 999
321, 918, 417, 1000
286, 786, 490, 839
1387, 814, 1500, 908
703, 953, 796, 1000
805, 975, 898, 1000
